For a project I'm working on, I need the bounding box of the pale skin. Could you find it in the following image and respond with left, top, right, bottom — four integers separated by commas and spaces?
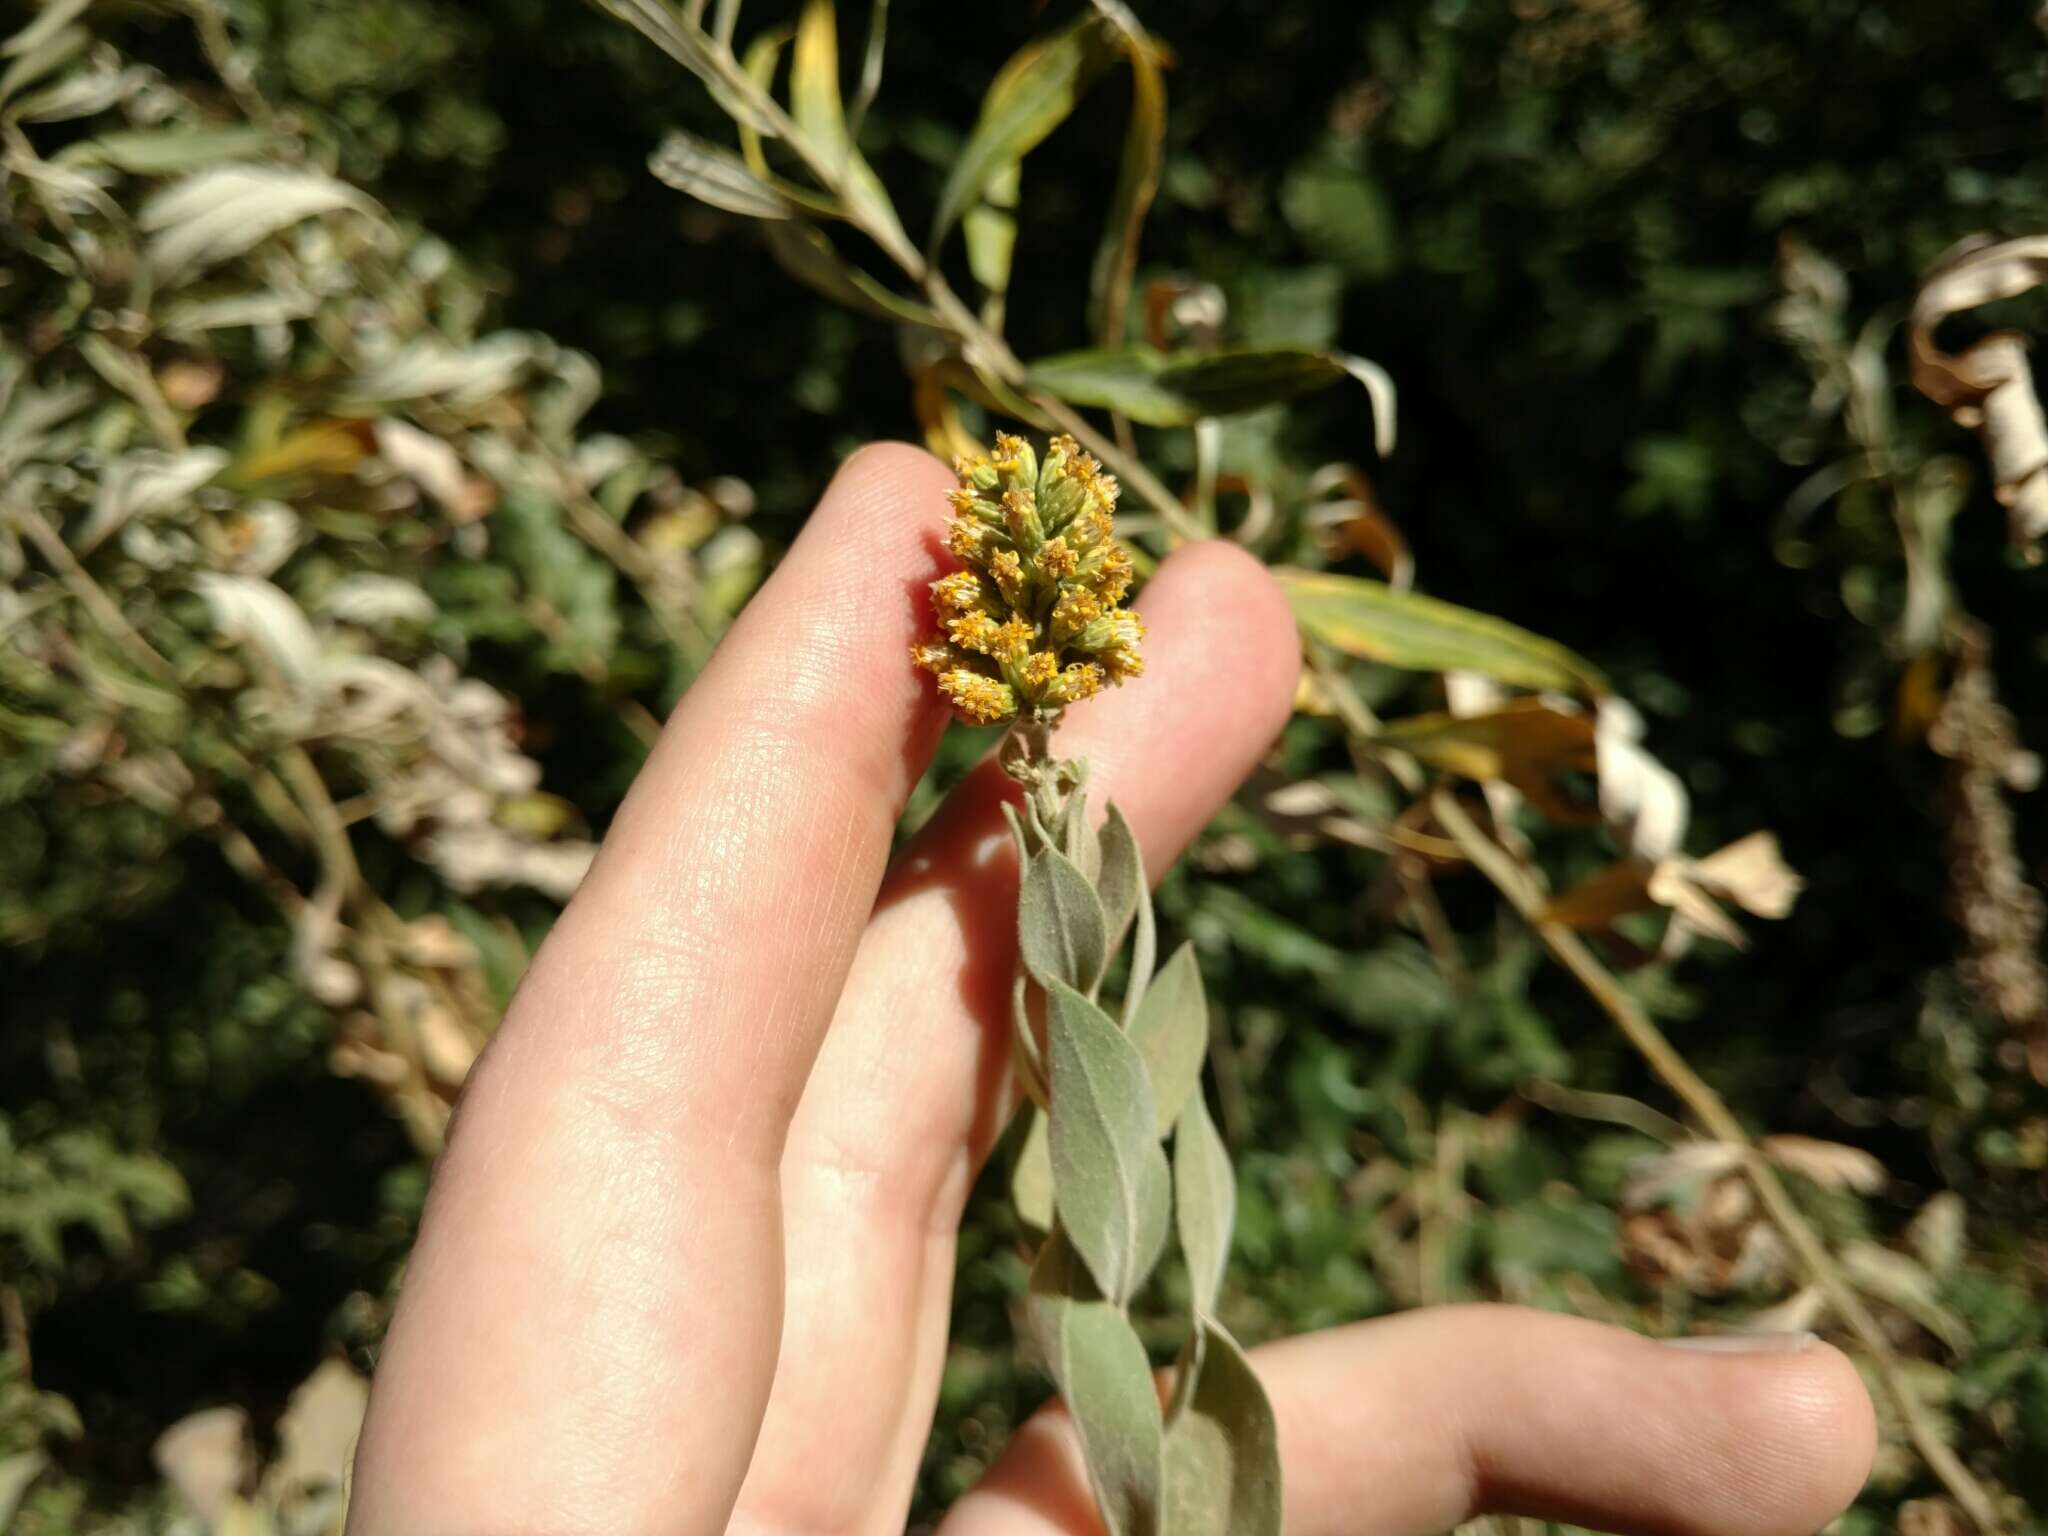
347, 444, 1878, 1536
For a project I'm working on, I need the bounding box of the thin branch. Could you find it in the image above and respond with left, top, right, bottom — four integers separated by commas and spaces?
14, 505, 177, 684
1431, 788, 2005, 1536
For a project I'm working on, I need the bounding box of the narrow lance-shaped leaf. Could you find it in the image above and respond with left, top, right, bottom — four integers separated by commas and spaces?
1174, 1092, 1234, 1317
592, 0, 783, 135
1279, 569, 1608, 699
1097, 801, 1145, 957
1012, 1104, 1055, 1231
1162, 1319, 1281, 1536
1061, 784, 1102, 883
1024, 345, 1394, 454
1088, 11, 1167, 349
930, 14, 1117, 251
1046, 981, 1171, 1303
649, 130, 795, 220
1019, 845, 1109, 995
1130, 942, 1207, 1137
791, 0, 909, 253
1027, 1232, 1165, 1536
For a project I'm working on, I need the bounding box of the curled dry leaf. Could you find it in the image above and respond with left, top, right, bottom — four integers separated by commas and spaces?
261, 1357, 369, 1510
1377, 697, 1596, 825
1594, 698, 1688, 863
152, 1405, 250, 1521
1759, 1133, 1886, 1194
1909, 234, 2048, 553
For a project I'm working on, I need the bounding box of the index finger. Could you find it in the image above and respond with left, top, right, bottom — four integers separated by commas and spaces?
349, 443, 958, 1535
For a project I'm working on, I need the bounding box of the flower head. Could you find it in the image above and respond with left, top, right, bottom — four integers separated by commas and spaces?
913, 433, 1145, 726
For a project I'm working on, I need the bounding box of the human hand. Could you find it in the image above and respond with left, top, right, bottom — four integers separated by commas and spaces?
346, 444, 1876, 1536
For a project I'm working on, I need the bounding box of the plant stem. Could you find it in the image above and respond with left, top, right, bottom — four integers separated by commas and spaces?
1431, 788, 2004, 1536
708, 50, 1207, 542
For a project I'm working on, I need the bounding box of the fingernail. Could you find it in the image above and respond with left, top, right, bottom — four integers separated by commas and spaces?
1662, 1331, 1816, 1354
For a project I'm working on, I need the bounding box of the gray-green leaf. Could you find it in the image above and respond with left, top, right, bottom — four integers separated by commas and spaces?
1097, 801, 1145, 956
1012, 1103, 1054, 1232
1162, 1319, 1281, 1536
1047, 982, 1171, 1303
1174, 1093, 1234, 1317
650, 129, 795, 219
1131, 942, 1208, 1136
1020, 846, 1109, 995
1028, 1232, 1166, 1536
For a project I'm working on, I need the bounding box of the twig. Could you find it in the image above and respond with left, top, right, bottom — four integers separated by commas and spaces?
1430, 787, 2005, 1536
2, 1284, 29, 1379
13, 505, 178, 684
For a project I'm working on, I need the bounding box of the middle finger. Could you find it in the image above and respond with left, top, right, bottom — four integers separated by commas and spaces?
727, 539, 1301, 1536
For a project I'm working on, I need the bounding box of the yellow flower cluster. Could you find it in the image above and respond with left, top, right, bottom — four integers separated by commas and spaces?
914, 433, 1145, 725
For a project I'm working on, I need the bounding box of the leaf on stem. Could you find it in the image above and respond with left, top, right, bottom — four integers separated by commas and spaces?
1046, 982, 1171, 1303
649, 129, 796, 219
1020, 846, 1109, 995
1173, 1092, 1233, 1317
791, 0, 909, 253
1088, 7, 1167, 349
1024, 345, 1394, 454
1279, 569, 1607, 698
1130, 942, 1207, 1136
1162, 1318, 1280, 1536
1097, 801, 1145, 956
931, 15, 1118, 254
1027, 1231, 1166, 1536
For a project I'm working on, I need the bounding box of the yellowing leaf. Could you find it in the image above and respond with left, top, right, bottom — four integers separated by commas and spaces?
1089, 10, 1168, 348
791, 0, 908, 252
1278, 569, 1606, 697
1377, 698, 1596, 824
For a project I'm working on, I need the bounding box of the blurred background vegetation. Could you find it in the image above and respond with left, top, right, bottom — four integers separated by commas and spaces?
5, 0, 2048, 1531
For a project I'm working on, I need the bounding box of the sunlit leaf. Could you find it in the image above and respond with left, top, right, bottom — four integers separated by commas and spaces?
1279, 569, 1607, 697
1046, 981, 1171, 1303
1088, 8, 1167, 349
139, 164, 378, 279
58, 126, 268, 174
791, 0, 908, 251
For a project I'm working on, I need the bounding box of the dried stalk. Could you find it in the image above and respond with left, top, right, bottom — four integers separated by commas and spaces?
1299, 643, 2001, 1530
1431, 788, 2004, 1536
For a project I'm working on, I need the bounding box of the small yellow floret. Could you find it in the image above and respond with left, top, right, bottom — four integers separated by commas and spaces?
992, 617, 1034, 662
931, 570, 984, 616
1021, 650, 1059, 695
939, 669, 1017, 725
947, 612, 1003, 654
